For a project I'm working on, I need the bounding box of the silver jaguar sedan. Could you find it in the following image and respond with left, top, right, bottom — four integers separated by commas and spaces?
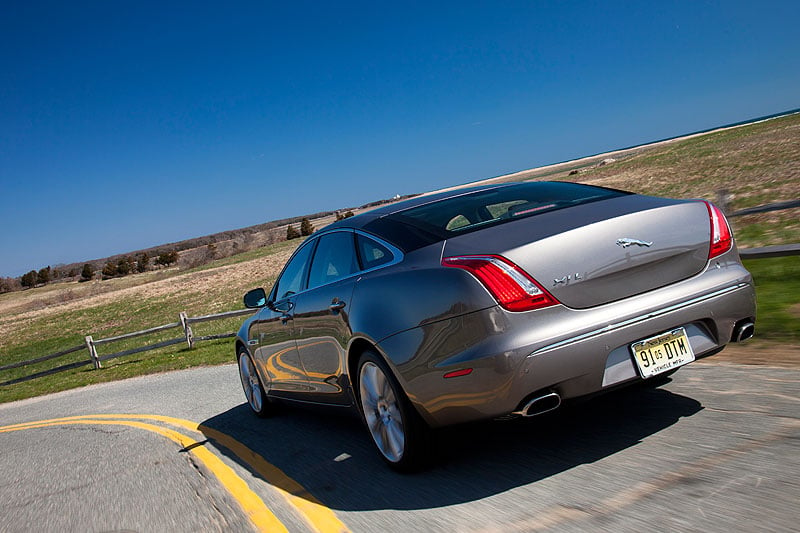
235, 181, 756, 470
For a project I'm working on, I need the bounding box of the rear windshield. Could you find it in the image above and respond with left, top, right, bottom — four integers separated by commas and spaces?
379, 182, 628, 246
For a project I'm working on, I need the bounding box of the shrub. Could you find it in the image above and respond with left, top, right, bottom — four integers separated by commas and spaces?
80, 264, 94, 282
137, 253, 149, 273
21, 270, 37, 288
286, 225, 300, 240
37, 266, 51, 285
300, 218, 314, 236
117, 257, 131, 276
2, 277, 22, 292
102, 262, 117, 278
156, 250, 179, 266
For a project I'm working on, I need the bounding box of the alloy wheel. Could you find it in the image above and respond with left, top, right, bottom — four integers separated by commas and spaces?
359, 361, 405, 462
238, 352, 263, 413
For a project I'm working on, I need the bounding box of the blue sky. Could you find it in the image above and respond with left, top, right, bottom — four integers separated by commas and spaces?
1, 1, 798, 277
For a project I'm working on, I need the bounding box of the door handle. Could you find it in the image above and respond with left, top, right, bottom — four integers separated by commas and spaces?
329, 299, 346, 312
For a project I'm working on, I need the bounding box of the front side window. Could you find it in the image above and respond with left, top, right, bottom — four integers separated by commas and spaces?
308, 232, 358, 290
273, 242, 314, 300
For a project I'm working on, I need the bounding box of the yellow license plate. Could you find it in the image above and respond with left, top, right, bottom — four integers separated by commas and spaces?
631, 327, 695, 378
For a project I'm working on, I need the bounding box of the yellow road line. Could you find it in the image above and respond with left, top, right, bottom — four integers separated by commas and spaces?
0, 414, 350, 533
0, 419, 287, 533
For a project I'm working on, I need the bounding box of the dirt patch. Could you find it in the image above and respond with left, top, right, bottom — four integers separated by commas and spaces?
696, 342, 800, 368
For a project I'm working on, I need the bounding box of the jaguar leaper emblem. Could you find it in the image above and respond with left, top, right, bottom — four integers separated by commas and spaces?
616, 238, 653, 248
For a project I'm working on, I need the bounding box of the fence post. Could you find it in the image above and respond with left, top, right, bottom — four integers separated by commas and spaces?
84, 335, 101, 369
180, 312, 194, 349
716, 189, 731, 214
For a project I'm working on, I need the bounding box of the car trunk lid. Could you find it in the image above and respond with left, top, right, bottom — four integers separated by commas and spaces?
442, 195, 711, 309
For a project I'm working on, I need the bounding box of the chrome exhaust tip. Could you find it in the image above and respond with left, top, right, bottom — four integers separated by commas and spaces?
513, 392, 561, 418
732, 321, 755, 342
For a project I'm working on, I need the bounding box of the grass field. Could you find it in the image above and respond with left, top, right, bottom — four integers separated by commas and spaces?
1, 114, 798, 404
742, 257, 800, 343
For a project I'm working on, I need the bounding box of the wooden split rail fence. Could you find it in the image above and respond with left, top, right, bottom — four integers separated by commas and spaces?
0, 308, 256, 386
722, 195, 800, 259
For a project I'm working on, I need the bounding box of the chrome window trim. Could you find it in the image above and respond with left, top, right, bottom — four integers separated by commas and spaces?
271, 228, 405, 301
528, 283, 751, 357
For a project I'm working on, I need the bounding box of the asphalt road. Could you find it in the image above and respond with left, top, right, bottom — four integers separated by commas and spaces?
0, 360, 797, 532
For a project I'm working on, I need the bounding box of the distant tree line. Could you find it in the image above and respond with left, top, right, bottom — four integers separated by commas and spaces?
1, 197, 411, 294
2, 266, 75, 293
98, 251, 179, 280
1, 250, 181, 293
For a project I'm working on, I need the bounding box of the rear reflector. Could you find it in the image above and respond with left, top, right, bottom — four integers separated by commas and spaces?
443, 368, 473, 379
441, 255, 559, 312
705, 201, 733, 259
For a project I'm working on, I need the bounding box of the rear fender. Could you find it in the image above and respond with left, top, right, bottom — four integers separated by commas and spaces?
348, 243, 497, 344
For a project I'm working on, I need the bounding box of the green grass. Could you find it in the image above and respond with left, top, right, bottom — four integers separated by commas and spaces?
0, 338, 236, 403
0, 300, 253, 403
743, 256, 800, 342
734, 219, 800, 247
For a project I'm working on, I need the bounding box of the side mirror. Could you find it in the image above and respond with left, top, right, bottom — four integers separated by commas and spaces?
243, 288, 268, 309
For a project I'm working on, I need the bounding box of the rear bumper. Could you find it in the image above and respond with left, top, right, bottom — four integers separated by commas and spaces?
520, 282, 754, 403
383, 262, 755, 428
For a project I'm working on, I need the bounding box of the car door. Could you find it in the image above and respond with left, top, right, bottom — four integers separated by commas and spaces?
248, 240, 315, 394
291, 230, 359, 405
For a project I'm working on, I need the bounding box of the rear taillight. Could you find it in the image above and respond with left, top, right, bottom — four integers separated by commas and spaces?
441, 255, 559, 312
705, 201, 733, 259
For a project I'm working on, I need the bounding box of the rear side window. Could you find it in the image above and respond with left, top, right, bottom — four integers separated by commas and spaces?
308, 232, 359, 289
356, 234, 394, 270
361, 217, 441, 252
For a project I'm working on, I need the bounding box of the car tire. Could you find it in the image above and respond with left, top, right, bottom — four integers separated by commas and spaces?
357, 350, 431, 472
237, 349, 272, 418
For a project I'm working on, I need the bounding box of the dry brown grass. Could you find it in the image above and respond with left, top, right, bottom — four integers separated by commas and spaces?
575, 117, 800, 207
